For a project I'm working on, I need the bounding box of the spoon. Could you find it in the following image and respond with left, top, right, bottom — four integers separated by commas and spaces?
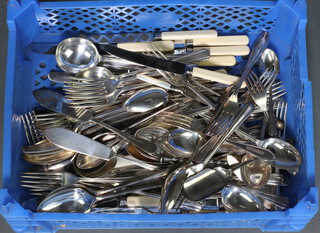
38, 180, 164, 213
73, 155, 118, 178
65, 66, 136, 94
134, 126, 171, 161
56, 37, 103, 74
123, 88, 169, 113
240, 153, 271, 189
259, 48, 280, 73
221, 186, 266, 212
135, 126, 168, 141
235, 129, 302, 169
161, 128, 201, 158
183, 159, 254, 201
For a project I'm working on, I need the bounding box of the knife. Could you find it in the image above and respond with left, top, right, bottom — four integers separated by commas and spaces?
99, 44, 240, 85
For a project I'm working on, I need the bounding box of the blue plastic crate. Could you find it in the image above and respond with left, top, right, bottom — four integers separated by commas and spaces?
0, 0, 318, 232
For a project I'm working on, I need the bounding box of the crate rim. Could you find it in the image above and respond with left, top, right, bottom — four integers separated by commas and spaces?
0, 0, 318, 232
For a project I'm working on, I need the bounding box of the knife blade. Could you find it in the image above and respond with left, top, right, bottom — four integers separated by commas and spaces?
99, 44, 188, 74
43, 127, 116, 161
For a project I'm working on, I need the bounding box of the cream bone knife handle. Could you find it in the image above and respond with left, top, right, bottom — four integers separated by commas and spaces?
192, 35, 249, 46
127, 196, 160, 207
191, 67, 246, 87
117, 41, 174, 52
195, 46, 250, 56
197, 56, 236, 67
160, 30, 218, 40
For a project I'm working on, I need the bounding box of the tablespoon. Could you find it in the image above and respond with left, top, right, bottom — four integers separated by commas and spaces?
235, 129, 302, 169
123, 88, 169, 113
221, 186, 266, 212
161, 128, 202, 158
240, 153, 271, 189
37, 180, 164, 213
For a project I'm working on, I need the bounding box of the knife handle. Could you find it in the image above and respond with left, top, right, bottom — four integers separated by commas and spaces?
117, 41, 174, 52
127, 196, 160, 207
195, 46, 250, 56
193, 35, 249, 46
197, 56, 236, 67
161, 30, 217, 40
192, 67, 246, 87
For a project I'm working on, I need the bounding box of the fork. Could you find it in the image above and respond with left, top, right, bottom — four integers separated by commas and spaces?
64, 81, 151, 109
155, 112, 205, 132
274, 98, 288, 139
22, 139, 75, 165
21, 172, 133, 196
192, 103, 255, 166
246, 69, 278, 118
269, 80, 286, 100
22, 110, 71, 145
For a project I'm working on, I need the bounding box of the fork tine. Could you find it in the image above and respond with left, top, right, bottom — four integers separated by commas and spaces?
214, 116, 230, 136
272, 86, 286, 96
21, 172, 62, 176
21, 184, 60, 189
21, 180, 61, 185
150, 43, 168, 59
21, 175, 62, 180
259, 67, 270, 84
246, 73, 256, 94
164, 112, 194, 121
162, 115, 193, 125
272, 85, 286, 94
22, 114, 35, 145
206, 111, 230, 136
264, 71, 278, 90
252, 71, 264, 92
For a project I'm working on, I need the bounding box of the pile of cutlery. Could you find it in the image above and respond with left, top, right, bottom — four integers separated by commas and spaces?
20, 30, 300, 214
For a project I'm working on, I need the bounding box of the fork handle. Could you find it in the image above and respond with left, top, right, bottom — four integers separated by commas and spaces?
226, 139, 275, 162
194, 103, 254, 165
268, 88, 278, 137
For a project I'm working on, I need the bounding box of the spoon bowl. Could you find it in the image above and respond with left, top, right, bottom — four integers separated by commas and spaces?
221, 186, 266, 212
259, 48, 280, 73
56, 38, 100, 74
124, 88, 169, 113
240, 154, 271, 189
263, 138, 302, 169
37, 187, 95, 213
161, 129, 201, 158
